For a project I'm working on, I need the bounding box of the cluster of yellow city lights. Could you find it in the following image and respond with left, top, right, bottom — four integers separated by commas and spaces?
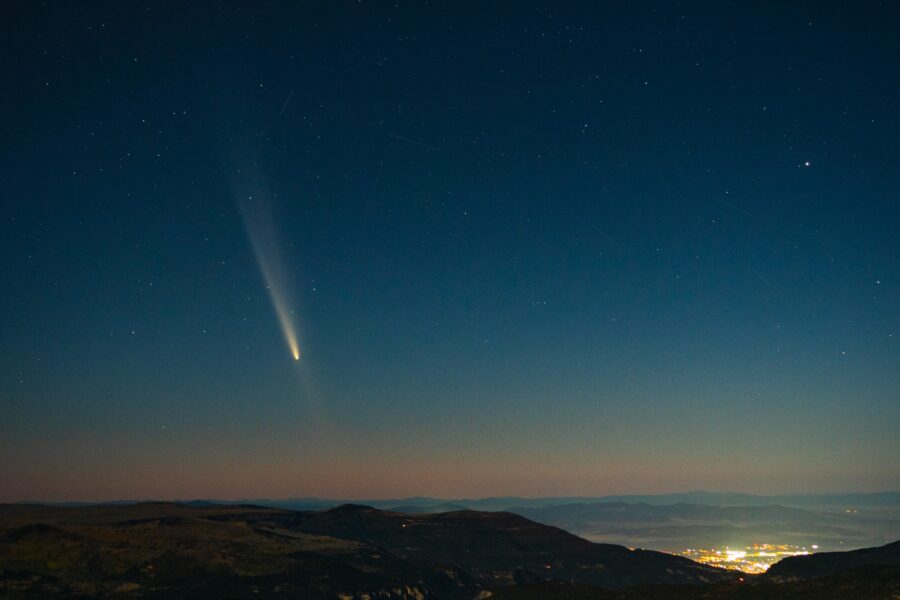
681, 543, 817, 574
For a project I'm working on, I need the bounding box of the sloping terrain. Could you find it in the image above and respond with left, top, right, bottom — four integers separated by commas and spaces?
256, 504, 731, 588
489, 539, 900, 599
239, 492, 900, 552
0, 502, 733, 599
488, 566, 900, 599
5, 502, 897, 599
0, 503, 395, 599
766, 539, 900, 579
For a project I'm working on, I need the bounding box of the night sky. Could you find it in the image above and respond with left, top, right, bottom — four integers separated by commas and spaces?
2, 2, 899, 501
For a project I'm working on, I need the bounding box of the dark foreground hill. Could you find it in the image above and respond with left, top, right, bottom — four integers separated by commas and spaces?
488, 566, 900, 599
490, 539, 900, 599
0, 502, 731, 599
2, 503, 897, 599
767, 539, 900, 579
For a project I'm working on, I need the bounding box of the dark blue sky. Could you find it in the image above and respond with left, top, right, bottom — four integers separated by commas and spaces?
2, 2, 898, 500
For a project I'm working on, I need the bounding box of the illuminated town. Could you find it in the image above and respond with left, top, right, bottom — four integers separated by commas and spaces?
680, 543, 817, 573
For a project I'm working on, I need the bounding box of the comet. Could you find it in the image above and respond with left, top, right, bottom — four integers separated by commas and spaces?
239, 190, 302, 361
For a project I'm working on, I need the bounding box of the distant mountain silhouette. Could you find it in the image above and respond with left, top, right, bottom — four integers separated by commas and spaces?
510, 500, 900, 551
389, 502, 469, 513
578, 491, 900, 510
27, 490, 900, 512
241, 490, 900, 512
32, 492, 898, 556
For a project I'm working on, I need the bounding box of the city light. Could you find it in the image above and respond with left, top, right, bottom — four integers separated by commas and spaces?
681, 543, 813, 573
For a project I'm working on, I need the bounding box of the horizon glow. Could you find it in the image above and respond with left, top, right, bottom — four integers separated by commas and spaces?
2, 2, 899, 503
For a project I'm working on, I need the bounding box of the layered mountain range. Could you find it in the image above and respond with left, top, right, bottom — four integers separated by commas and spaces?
2, 502, 899, 598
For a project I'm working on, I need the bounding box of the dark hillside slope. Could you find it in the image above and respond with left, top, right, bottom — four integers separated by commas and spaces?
767, 539, 900, 579
238, 504, 734, 588
489, 566, 900, 599
0, 502, 732, 599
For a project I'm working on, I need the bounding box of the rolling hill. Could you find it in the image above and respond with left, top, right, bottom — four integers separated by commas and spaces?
3, 502, 898, 598
0, 502, 732, 599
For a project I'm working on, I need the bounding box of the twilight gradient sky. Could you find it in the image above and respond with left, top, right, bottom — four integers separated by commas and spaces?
2, 2, 899, 501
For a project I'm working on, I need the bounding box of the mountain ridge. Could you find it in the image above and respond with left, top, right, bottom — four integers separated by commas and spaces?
0, 502, 734, 599
14, 490, 900, 511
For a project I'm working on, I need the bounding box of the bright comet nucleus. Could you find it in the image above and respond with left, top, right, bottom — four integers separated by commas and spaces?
239, 191, 303, 362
